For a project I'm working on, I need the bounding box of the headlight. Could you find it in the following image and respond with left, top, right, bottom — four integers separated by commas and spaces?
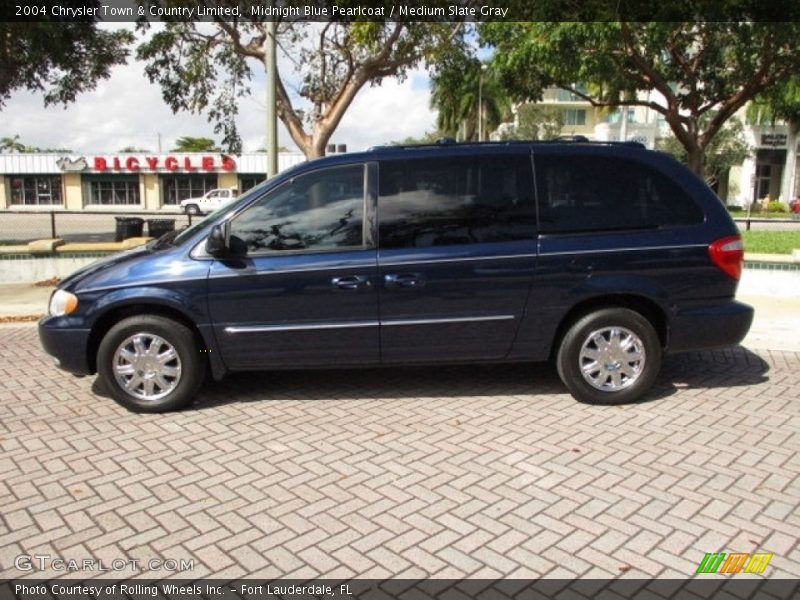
49, 290, 79, 316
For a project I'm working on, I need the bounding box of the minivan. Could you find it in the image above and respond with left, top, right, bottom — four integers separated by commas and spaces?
39, 141, 753, 412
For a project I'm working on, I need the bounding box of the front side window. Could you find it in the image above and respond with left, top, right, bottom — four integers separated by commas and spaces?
230, 164, 365, 254
536, 155, 704, 233
378, 154, 536, 249
9, 176, 63, 205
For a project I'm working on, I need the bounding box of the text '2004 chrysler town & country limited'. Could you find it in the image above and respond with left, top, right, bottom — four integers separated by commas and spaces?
39, 140, 753, 412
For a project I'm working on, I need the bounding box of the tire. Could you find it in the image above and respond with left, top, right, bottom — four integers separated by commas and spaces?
184, 204, 200, 216
97, 315, 206, 413
556, 308, 662, 405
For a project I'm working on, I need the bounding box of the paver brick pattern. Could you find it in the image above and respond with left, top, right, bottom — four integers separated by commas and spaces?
0, 326, 798, 579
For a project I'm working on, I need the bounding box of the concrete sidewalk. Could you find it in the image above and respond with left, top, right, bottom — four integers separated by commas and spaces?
1, 278, 798, 351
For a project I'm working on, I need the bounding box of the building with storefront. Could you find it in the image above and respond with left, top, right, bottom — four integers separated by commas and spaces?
0, 152, 307, 211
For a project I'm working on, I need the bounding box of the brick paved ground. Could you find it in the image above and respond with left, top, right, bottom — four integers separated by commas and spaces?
0, 326, 798, 580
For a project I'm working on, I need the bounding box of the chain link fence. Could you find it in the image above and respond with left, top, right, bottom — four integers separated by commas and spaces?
0, 211, 199, 244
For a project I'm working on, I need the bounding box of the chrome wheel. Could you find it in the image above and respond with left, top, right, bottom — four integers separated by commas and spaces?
578, 326, 645, 392
112, 333, 182, 402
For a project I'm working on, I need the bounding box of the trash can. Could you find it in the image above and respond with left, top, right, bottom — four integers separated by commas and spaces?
147, 219, 176, 239
114, 217, 144, 242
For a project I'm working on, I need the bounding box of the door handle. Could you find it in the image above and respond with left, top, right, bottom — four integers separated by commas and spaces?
384, 273, 426, 290
332, 275, 372, 291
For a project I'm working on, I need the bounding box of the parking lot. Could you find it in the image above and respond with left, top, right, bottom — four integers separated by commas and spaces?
0, 326, 798, 579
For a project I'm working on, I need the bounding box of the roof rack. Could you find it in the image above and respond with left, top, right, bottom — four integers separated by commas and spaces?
370, 138, 647, 152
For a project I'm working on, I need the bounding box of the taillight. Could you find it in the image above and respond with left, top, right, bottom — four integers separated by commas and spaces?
708, 235, 744, 280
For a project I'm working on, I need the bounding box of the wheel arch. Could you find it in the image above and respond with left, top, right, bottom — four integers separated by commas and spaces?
549, 293, 669, 362
86, 302, 223, 379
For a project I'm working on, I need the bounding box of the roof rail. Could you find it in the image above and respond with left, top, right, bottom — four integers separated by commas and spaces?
370, 138, 647, 152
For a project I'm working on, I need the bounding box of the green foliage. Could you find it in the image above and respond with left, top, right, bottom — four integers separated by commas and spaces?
430, 56, 511, 141
747, 77, 800, 131
656, 116, 748, 187
499, 105, 563, 141
766, 201, 788, 213
0, 17, 132, 108
390, 130, 447, 145
0, 134, 70, 153
481, 22, 800, 175
136, 9, 466, 157
171, 137, 220, 152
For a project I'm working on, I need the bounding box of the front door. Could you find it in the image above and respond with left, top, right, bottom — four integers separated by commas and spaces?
376, 151, 537, 363
207, 163, 379, 369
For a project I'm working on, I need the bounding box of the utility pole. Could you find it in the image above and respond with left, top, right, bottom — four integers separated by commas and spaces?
265, 20, 278, 178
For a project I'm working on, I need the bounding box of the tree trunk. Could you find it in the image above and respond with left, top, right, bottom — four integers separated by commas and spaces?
686, 148, 705, 178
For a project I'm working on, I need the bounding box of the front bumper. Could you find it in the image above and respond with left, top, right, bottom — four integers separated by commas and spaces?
38, 316, 92, 376
668, 299, 754, 353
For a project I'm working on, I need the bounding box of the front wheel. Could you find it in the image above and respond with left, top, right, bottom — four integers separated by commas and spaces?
556, 308, 662, 405
97, 315, 206, 412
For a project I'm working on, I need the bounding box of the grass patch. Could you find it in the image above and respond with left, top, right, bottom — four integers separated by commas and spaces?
741, 230, 800, 254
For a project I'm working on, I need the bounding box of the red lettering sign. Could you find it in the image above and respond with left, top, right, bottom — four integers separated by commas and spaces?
91, 154, 237, 173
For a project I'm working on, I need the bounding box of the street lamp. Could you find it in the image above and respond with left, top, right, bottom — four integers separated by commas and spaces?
477, 64, 488, 142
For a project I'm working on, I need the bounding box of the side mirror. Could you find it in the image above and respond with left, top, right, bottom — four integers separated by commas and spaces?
205, 223, 228, 257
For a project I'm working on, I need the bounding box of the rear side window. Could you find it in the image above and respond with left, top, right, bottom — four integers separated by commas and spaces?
536, 155, 703, 233
378, 155, 536, 249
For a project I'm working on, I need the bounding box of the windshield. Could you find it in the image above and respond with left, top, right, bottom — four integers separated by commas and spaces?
171, 180, 272, 246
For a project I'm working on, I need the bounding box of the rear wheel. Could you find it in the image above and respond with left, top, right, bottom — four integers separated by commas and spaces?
97, 315, 206, 412
556, 308, 661, 405
184, 204, 200, 216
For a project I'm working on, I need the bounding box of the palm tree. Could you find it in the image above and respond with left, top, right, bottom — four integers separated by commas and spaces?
0, 134, 26, 153
171, 136, 220, 152
430, 59, 511, 142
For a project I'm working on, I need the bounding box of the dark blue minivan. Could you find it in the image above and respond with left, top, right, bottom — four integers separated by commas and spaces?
39, 141, 753, 412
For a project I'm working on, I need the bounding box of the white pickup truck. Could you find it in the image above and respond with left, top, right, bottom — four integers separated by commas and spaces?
180, 188, 238, 216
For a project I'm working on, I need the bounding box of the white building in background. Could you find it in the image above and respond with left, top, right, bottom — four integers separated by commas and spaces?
0, 152, 306, 212
519, 88, 799, 207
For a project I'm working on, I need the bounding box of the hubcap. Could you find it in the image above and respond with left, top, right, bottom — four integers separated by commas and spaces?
578, 326, 645, 392
112, 333, 182, 402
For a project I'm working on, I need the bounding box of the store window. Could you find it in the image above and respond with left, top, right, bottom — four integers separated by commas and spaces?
239, 175, 266, 193
161, 175, 217, 205
85, 176, 141, 205
9, 176, 63, 206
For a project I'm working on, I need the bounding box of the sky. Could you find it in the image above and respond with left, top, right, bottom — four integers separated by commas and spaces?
0, 23, 439, 155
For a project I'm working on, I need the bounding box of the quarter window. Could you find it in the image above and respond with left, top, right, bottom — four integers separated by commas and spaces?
536, 155, 704, 233
230, 164, 365, 254
378, 155, 536, 249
